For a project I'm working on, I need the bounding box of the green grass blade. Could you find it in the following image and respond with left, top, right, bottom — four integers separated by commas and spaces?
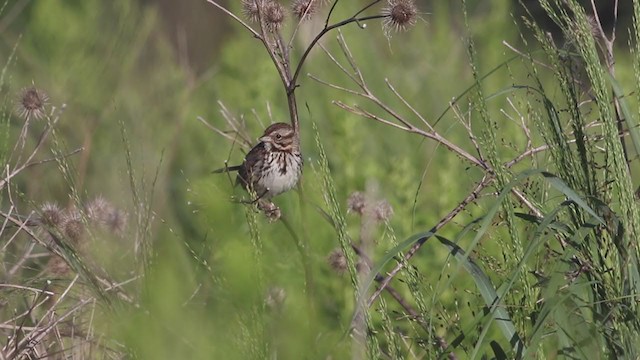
608, 74, 640, 159
436, 235, 526, 355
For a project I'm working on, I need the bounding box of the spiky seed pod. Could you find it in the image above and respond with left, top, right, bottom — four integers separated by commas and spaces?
84, 196, 128, 234
372, 200, 394, 222
62, 211, 85, 244
106, 208, 128, 234
292, 0, 316, 20
585, 15, 603, 40
327, 248, 348, 274
241, 0, 261, 22
263, 1, 286, 31
15, 85, 49, 120
39, 202, 64, 228
347, 191, 366, 215
85, 196, 112, 223
381, 0, 418, 34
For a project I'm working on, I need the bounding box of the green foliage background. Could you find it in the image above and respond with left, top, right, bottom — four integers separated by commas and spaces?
2, 0, 640, 358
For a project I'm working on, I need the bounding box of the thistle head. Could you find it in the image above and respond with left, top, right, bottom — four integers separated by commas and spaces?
381, 0, 418, 35
15, 85, 49, 120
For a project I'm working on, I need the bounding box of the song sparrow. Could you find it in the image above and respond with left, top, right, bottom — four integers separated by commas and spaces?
213, 122, 302, 200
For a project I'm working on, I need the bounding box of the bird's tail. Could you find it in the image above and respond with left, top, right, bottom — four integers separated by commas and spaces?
212, 164, 242, 174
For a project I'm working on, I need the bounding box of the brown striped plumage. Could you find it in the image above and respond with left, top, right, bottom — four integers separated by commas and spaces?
213, 123, 302, 199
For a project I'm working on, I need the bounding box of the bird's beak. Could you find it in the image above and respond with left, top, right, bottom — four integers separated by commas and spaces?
259, 135, 270, 143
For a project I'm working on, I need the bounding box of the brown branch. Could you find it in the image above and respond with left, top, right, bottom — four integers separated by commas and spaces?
351, 244, 426, 327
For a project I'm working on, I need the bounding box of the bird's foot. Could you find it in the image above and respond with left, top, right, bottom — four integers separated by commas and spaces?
257, 199, 281, 222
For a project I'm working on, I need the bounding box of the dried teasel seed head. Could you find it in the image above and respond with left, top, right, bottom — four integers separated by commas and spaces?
242, 0, 261, 22
84, 196, 128, 234
327, 248, 348, 274
38, 202, 64, 228
292, 0, 317, 20
372, 200, 394, 222
381, 0, 418, 35
15, 85, 49, 120
263, 1, 286, 31
347, 192, 366, 215
106, 208, 128, 234
62, 211, 85, 244
85, 196, 112, 223
585, 15, 602, 40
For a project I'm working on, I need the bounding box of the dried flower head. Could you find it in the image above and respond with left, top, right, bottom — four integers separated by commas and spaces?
106, 208, 128, 234
585, 15, 602, 40
15, 85, 49, 120
327, 248, 348, 274
84, 196, 128, 234
373, 200, 394, 222
381, 0, 418, 34
38, 202, 64, 228
292, 0, 317, 20
85, 196, 112, 223
241, 0, 286, 31
348, 191, 394, 223
242, 0, 261, 22
347, 192, 366, 215
263, 1, 286, 31
62, 211, 85, 244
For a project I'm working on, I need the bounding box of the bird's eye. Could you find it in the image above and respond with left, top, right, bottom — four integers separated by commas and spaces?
275, 134, 282, 140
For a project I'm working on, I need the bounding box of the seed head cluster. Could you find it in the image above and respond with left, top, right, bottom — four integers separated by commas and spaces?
347, 191, 394, 223
39, 197, 128, 275
85, 196, 128, 234
381, 0, 418, 34
15, 85, 49, 120
242, 0, 286, 31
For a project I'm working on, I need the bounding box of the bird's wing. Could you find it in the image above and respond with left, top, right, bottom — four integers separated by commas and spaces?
236, 142, 265, 188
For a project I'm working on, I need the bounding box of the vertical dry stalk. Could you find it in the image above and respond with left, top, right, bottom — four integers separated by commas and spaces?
204, 0, 406, 138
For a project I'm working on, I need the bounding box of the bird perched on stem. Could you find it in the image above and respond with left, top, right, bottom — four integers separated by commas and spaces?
213, 122, 302, 204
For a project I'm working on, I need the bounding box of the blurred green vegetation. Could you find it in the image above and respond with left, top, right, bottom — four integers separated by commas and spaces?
2, 0, 640, 358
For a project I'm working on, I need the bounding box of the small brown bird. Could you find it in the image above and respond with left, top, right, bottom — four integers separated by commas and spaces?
213, 122, 302, 200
